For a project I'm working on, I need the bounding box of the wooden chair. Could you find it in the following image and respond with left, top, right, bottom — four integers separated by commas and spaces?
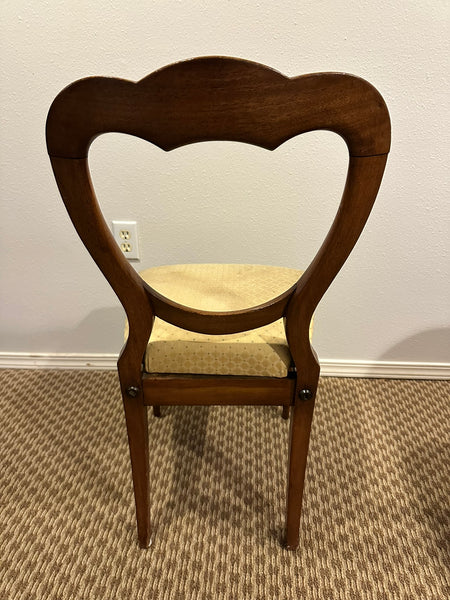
46, 57, 390, 550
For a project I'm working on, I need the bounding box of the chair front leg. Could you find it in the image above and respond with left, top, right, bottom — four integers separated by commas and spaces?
285, 386, 316, 550
122, 394, 151, 548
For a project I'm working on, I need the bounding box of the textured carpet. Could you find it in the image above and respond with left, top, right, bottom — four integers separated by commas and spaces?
0, 370, 448, 600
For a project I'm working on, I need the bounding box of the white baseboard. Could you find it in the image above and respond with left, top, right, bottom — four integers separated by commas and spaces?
0, 352, 448, 379
0, 352, 118, 370
319, 359, 449, 380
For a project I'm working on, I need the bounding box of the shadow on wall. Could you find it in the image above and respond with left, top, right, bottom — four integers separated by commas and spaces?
6, 307, 125, 354
62, 318, 449, 365
377, 327, 450, 364
6, 309, 450, 365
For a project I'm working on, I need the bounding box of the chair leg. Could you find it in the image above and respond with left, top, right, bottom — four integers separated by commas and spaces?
122, 397, 151, 548
285, 395, 315, 550
152, 405, 162, 418
282, 405, 290, 420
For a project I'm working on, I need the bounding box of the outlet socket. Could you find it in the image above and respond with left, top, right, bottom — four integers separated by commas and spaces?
112, 221, 140, 260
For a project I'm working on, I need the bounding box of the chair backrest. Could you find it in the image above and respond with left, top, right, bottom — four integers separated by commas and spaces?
46, 57, 390, 385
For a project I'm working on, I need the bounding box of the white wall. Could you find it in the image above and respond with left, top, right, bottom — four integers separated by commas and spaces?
1, 1, 449, 367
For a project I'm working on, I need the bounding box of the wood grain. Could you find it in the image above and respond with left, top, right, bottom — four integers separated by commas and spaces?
143, 374, 295, 406
47, 57, 390, 159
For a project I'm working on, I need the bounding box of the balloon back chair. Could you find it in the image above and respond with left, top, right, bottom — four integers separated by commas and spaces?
46, 57, 390, 550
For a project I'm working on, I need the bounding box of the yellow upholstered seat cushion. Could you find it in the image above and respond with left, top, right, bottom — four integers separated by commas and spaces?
136, 264, 305, 378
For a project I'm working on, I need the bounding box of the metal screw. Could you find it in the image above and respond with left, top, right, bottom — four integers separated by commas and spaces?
298, 388, 313, 401
126, 386, 139, 398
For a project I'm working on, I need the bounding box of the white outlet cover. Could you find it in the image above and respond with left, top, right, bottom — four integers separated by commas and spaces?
111, 220, 140, 260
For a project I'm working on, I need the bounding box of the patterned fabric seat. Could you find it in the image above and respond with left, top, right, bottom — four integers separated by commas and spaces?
135, 264, 305, 378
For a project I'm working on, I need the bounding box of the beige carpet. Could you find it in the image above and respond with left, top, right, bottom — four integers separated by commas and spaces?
1, 370, 448, 599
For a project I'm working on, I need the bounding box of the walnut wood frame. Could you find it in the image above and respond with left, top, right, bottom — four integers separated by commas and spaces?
46, 57, 390, 550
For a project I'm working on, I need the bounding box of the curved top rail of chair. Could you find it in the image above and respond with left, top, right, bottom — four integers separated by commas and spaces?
46, 56, 390, 159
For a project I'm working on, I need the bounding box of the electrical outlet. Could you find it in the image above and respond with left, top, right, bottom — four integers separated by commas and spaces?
112, 221, 140, 260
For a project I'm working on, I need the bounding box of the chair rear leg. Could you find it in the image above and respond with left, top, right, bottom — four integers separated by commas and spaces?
282, 405, 290, 420
122, 396, 152, 548
285, 393, 315, 550
152, 405, 162, 418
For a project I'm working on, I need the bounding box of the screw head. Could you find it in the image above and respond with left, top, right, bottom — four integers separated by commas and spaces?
298, 388, 313, 401
126, 386, 139, 398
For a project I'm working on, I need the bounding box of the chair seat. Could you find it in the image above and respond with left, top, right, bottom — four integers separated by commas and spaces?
137, 264, 304, 378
